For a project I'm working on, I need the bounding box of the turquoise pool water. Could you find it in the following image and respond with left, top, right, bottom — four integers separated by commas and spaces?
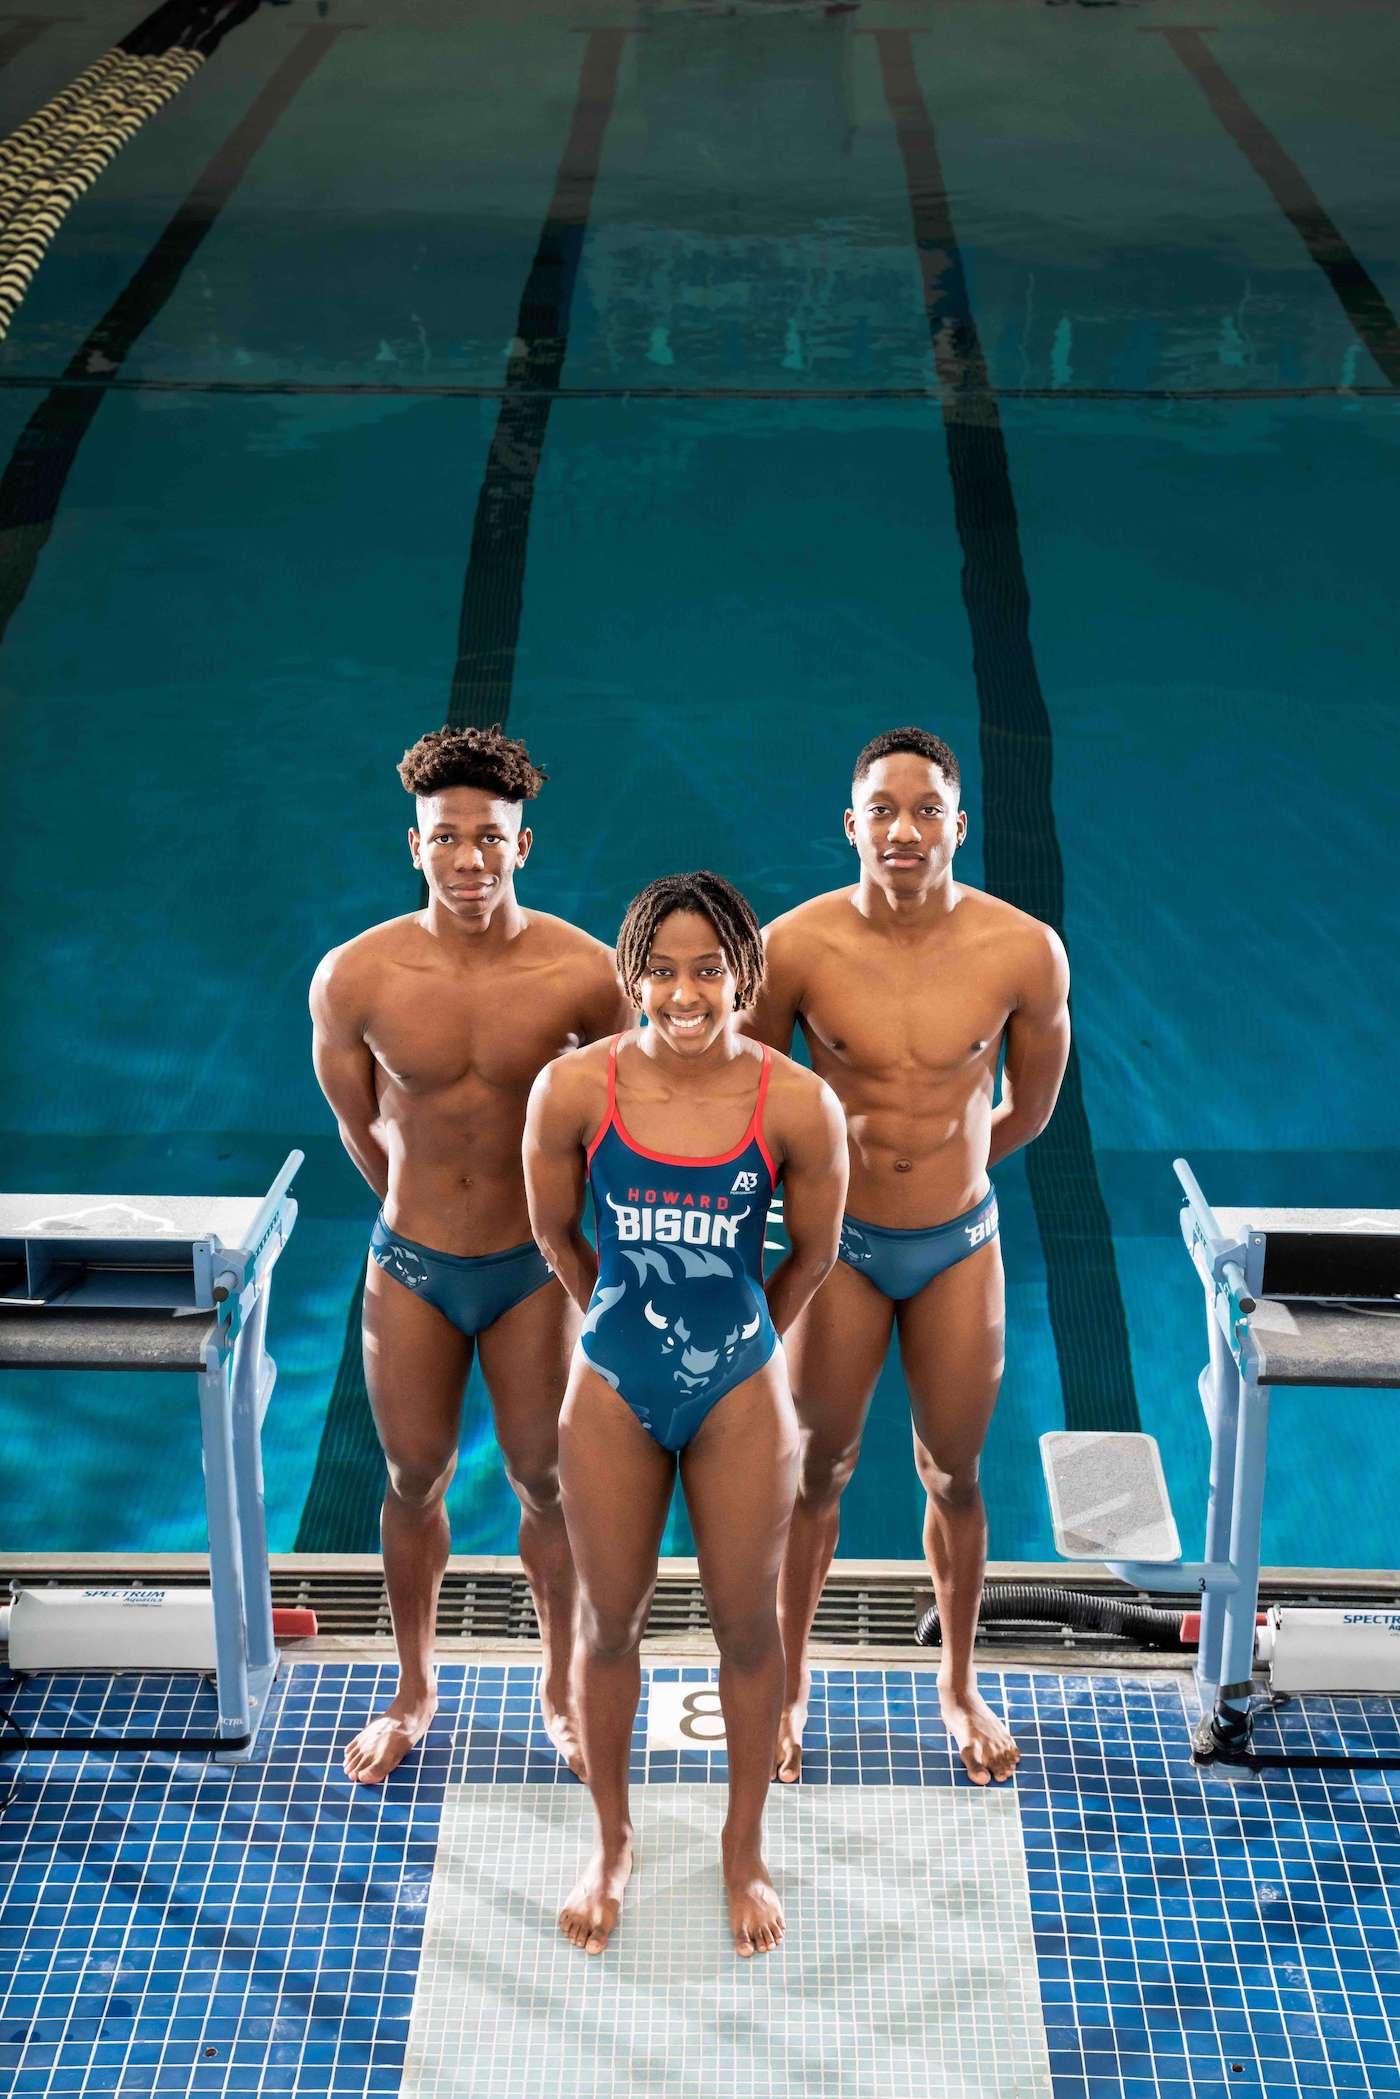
1, 0, 1398, 1566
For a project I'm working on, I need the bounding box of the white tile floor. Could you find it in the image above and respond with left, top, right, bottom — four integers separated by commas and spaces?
402, 1783, 1053, 2099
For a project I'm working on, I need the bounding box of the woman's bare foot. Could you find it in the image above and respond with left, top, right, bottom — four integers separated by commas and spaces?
540, 1679, 586, 1779
343, 1685, 438, 1786
559, 1832, 633, 1954
774, 1668, 810, 1784
722, 1838, 785, 1956
939, 1681, 1019, 1786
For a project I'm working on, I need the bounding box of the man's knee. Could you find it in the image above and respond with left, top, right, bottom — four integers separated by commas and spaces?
710, 1603, 781, 1673
915, 1441, 981, 1508
797, 1434, 862, 1510
385, 1450, 457, 1511
580, 1597, 649, 1662
503, 1453, 561, 1518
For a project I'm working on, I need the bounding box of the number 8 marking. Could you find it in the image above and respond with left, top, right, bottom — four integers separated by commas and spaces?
677, 1687, 725, 1742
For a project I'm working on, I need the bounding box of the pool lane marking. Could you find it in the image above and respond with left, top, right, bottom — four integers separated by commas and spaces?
299, 30, 628, 1551
1157, 26, 1400, 387
874, 28, 1141, 1439
448, 26, 629, 731
0, 19, 345, 650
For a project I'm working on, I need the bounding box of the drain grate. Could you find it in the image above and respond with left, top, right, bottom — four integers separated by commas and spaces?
6, 1563, 1400, 1656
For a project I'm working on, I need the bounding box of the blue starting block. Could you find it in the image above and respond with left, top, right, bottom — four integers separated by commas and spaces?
1041, 1159, 1400, 1768
0, 1153, 302, 1762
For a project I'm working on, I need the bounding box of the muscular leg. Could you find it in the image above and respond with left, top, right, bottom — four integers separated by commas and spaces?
776, 1259, 894, 1779
897, 1238, 1015, 1784
683, 1355, 799, 1954
347, 1258, 470, 1785
557, 1362, 673, 1953
476, 1277, 583, 1776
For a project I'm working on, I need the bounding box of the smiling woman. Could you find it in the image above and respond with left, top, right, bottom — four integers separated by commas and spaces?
523, 871, 847, 1956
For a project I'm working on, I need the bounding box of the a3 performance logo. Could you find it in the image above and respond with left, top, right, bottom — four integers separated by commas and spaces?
731, 1170, 761, 1194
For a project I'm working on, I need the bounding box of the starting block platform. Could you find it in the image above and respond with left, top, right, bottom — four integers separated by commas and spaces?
0, 1155, 302, 1761
1041, 1161, 1400, 1768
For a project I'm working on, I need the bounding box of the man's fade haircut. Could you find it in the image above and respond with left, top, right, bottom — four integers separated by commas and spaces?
397, 723, 547, 807
615, 871, 765, 1009
852, 725, 960, 796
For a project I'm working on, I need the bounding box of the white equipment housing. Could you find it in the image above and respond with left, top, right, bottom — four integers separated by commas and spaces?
1257, 1607, 1400, 1696
3, 1585, 218, 1672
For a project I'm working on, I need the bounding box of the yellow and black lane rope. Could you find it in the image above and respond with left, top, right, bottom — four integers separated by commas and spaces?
0, 0, 259, 343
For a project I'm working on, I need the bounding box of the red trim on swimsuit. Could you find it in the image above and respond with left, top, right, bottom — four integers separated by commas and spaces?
586, 1035, 776, 1172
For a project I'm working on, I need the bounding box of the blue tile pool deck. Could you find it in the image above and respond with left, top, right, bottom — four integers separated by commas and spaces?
1, 1663, 1398, 2097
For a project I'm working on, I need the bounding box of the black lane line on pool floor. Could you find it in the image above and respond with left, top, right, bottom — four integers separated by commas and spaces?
298, 29, 628, 1552
875, 29, 1140, 1439
0, 10, 345, 650
1159, 26, 1400, 387
448, 27, 628, 732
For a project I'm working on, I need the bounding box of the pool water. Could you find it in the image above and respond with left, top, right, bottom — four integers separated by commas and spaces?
1, 0, 1398, 1566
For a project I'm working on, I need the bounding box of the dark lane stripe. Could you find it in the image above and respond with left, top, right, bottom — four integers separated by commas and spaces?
449, 27, 628, 729
875, 29, 1140, 1438
1160, 26, 1400, 386
0, 16, 56, 69
297, 30, 627, 1551
0, 18, 345, 648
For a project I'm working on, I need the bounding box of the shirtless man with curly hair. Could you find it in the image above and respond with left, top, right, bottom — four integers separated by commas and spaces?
311, 725, 629, 1784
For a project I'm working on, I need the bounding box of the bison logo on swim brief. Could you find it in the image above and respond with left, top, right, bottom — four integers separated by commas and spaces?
372, 1239, 430, 1292
838, 1220, 873, 1265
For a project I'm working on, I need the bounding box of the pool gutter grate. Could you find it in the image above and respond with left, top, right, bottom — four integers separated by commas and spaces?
6, 1560, 1400, 1659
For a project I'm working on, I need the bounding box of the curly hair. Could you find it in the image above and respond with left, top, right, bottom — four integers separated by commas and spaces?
397, 723, 547, 803
852, 725, 960, 793
615, 871, 765, 1009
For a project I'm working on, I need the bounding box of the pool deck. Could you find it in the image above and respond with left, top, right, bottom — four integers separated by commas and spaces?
3, 1644, 1399, 2099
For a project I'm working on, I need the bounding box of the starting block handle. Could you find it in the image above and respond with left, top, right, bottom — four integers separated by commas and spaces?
1174, 1156, 1222, 1248
1173, 1158, 1257, 1314
242, 1149, 304, 1263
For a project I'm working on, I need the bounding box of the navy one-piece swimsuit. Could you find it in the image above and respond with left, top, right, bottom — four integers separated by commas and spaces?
580, 1038, 779, 1451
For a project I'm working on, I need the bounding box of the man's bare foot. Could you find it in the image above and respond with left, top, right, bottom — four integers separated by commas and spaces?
722, 1840, 785, 1956
343, 1687, 438, 1786
559, 1833, 633, 1954
540, 1680, 586, 1780
940, 1682, 1019, 1786
774, 1669, 809, 1784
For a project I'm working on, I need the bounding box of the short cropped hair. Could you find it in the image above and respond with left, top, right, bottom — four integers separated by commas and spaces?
397, 723, 546, 804
615, 871, 765, 1008
852, 725, 960, 794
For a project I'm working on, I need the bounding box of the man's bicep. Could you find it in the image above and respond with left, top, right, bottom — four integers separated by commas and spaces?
743, 929, 803, 1051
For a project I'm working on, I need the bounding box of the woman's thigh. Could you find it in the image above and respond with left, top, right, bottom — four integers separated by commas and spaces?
681, 1354, 801, 1622
559, 1359, 675, 1631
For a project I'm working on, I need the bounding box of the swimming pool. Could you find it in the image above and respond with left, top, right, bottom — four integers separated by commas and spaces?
1, 0, 1397, 1568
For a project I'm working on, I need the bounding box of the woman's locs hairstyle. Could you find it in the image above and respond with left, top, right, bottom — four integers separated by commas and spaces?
397, 723, 548, 804
616, 871, 766, 1009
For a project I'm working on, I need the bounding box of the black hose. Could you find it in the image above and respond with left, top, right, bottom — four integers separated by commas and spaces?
917, 1582, 1187, 1651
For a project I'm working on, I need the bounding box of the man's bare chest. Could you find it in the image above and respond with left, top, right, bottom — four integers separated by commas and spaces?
800, 952, 1012, 1081
366, 977, 585, 1099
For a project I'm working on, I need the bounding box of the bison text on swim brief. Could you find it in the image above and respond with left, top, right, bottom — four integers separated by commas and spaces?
608, 1191, 749, 1249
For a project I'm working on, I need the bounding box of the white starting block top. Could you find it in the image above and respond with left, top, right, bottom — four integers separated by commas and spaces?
0, 1193, 265, 1242
0, 1155, 301, 1320
1212, 1205, 1400, 1237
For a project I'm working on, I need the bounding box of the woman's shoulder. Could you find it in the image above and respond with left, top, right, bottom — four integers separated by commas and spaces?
760, 1045, 844, 1132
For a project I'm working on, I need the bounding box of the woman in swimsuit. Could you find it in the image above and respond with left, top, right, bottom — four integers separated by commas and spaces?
525, 870, 847, 1958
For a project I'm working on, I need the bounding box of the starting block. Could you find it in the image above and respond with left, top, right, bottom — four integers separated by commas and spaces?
0, 1153, 302, 1762
1040, 1160, 1400, 1770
